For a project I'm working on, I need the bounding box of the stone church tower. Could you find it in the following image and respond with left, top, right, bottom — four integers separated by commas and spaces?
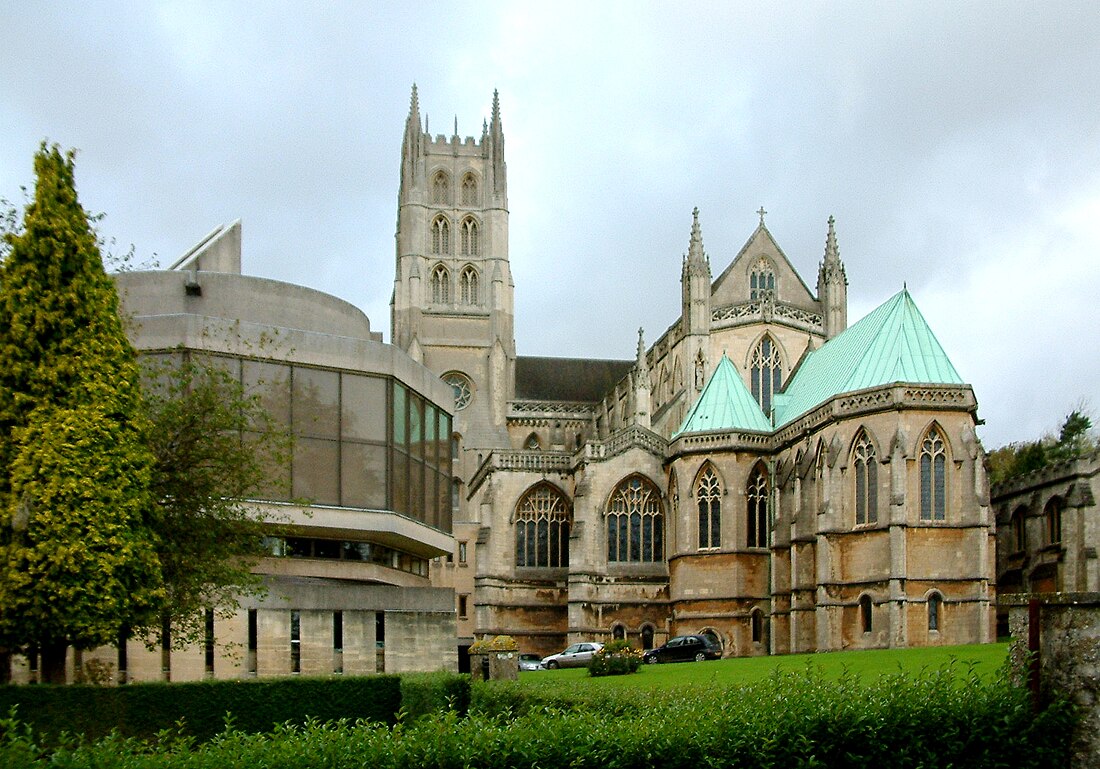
391, 86, 515, 450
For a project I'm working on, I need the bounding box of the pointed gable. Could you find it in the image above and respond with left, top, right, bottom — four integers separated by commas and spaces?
674, 355, 772, 436
773, 289, 964, 426
711, 223, 818, 310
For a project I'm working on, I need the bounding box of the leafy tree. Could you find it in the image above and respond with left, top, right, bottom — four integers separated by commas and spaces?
0, 145, 163, 683
989, 408, 1098, 486
138, 354, 291, 647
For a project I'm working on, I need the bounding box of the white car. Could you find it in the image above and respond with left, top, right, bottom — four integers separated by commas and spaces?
540, 642, 604, 669
518, 653, 544, 671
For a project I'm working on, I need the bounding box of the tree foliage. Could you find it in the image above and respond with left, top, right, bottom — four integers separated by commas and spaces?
139, 354, 291, 646
989, 409, 1098, 486
0, 145, 163, 681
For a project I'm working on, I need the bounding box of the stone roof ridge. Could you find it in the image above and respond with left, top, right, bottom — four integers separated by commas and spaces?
673, 354, 772, 437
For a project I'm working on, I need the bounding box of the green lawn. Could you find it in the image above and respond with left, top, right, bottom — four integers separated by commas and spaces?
518, 642, 1009, 690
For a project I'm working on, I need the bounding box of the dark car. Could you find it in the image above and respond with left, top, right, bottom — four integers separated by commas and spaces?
642, 634, 722, 664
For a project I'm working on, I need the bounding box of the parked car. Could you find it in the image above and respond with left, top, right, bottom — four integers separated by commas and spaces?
518, 653, 544, 671
541, 642, 604, 669
642, 634, 722, 664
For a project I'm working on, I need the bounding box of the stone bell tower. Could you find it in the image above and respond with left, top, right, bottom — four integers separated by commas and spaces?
391, 86, 514, 448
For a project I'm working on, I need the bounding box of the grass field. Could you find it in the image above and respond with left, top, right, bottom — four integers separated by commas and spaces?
517, 642, 1010, 690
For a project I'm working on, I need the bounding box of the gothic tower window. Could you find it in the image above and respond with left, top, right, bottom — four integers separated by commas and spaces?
919, 426, 947, 521
432, 171, 450, 204
746, 463, 769, 548
750, 256, 775, 300
695, 464, 721, 549
607, 476, 664, 563
515, 483, 571, 568
460, 265, 480, 304
750, 335, 782, 414
852, 430, 878, 525
431, 216, 450, 255
461, 173, 478, 206
430, 264, 450, 303
460, 217, 479, 256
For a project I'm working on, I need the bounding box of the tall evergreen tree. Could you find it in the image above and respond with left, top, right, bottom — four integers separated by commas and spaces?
0, 144, 163, 683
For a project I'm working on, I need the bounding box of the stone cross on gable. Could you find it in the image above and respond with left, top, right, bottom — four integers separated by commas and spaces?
757, 206, 767, 226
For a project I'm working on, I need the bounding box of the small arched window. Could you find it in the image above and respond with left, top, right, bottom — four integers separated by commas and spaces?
641, 625, 655, 650
461, 174, 478, 206
852, 430, 878, 525
1045, 498, 1063, 545
515, 483, 571, 568
431, 216, 450, 255
607, 476, 664, 563
524, 432, 540, 450
612, 625, 625, 640
751, 608, 764, 644
928, 592, 943, 632
695, 465, 721, 549
919, 426, 947, 521
860, 595, 873, 634
432, 171, 449, 204
1011, 506, 1027, 552
460, 266, 479, 304
441, 371, 472, 411
746, 464, 769, 548
750, 256, 775, 300
460, 217, 479, 256
750, 335, 783, 414
430, 264, 450, 304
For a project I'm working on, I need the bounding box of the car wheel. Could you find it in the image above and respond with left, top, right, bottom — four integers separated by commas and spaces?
694, 652, 706, 662
546, 660, 559, 670
645, 655, 658, 664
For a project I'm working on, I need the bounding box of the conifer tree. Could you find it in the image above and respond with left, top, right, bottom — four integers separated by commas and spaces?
0, 144, 163, 683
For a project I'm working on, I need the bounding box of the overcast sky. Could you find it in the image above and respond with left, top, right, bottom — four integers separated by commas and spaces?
3, 1, 1099, 449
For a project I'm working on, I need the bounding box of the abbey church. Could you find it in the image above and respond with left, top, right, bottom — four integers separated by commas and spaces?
403, 88, 996, 659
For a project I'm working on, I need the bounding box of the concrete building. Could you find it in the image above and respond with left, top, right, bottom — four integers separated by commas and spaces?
400, 87, 996, 660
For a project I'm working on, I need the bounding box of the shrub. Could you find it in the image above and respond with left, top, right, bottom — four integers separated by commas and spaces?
588, 639, 641, 677
399, 672, 470, 721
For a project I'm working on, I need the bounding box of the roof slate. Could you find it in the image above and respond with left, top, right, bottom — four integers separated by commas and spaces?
773, 289, 963, 426
674, 355, 772, 436
515, 356, 634, 402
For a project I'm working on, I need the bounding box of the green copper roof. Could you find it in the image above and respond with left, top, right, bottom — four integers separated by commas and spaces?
773, 289, 964, 427
675, 355, 772, 436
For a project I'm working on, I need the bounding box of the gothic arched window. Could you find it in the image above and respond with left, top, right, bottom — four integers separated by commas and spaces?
1011, 506, 1027, 552
431, 216, 450, 255
928, 592, 942, 632
746, 464, 769, 548
460, 265, 479, 304
430, 264, 450, 304
852, 430, 878, 525
750, 257, 775, 300
515, 483, 571, 568
860, 594, 873, 633
695, 465, 721, 549
460, 217, 479, 256
432, 171, 449, 204
919, 426, 947, 521
461, 173, 478, 206
750, 335, 783, 415
607, 476, 664, 563
1045, 498, 1063, 545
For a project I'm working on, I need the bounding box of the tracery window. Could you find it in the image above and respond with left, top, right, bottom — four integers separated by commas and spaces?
607, 476, 664, 563
852, 430, 878, 525
750, 257, 775, 300
1045, 498, 1063, 545
919, 427, 947, 521
430, 264, 450, 304
431, 216, 450, 255
460, 265, 479, 304
515, 483, 571, 568
432, 171, 449, 204
460, 217, 479, 256
746, 464, 769, 548
696, 465, 721, 549
461, 174, 478, 206
441, 371, 472, 411
750, 335, 782, 414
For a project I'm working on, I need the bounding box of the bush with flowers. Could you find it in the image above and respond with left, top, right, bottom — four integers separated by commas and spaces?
588, 639, 642, 677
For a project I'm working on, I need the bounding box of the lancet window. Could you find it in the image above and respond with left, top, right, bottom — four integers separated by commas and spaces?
750, 335, 782, 414
853, 430, 878, 525
460, 217, 479, 256
1045, 498, 1063, 545
696, 465, 721, 549
746, 464, 769, 548
432, 171, 449, 204
750, 257, 775, 300
460, 265, 479, 304
515, 483, 571, 568
607, 476, 664, 563
431, 216, 450, 255
919, 426, 947, 521
430, 264, 450, 304
461, 173, 478, 206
